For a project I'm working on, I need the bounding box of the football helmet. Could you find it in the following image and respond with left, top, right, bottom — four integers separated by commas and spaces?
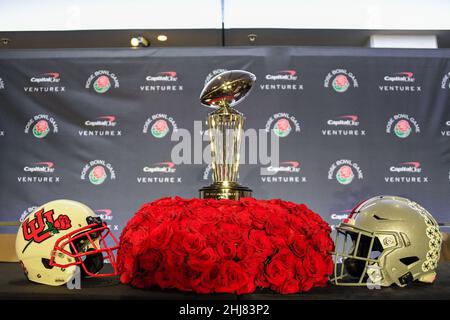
332, 195, 442, 287
16, 199, 119, 286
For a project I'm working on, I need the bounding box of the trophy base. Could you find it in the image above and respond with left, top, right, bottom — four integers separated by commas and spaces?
199, 182, 252, 200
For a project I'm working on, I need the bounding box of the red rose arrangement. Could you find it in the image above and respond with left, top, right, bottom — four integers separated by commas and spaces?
117, 197, 334, 294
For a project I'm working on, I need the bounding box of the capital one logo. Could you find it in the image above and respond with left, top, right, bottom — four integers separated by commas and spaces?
138, 161, 182, 184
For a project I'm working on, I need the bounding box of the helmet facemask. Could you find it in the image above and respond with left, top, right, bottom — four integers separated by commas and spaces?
331, 226, 385, 286
50, 216, 119, 278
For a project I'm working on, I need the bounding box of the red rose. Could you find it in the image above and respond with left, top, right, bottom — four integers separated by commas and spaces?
264, 249, 296, 287
196, 206, 222, 224
248, 230, 273, 258
148, 221, 174, 249
214, 261, 250, 294
217, 239, 237, 260
249, 206, 268, 229
265, 214, 286, 236
188, 247, 217, 272
154, 268, 173, 289
53, 215, 71, 230
279, 277, 300, 294
300, 249, 333, 283
221, 223, 242, 242
312, 232, 334, 255
290, 234, 308, 257
180, 232, 206, 255
138, 249, 163, 273
265, 258, 289, 287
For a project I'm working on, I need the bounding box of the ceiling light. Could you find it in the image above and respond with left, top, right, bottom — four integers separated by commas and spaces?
130, 36, 149, 47
157, 35, 168, 42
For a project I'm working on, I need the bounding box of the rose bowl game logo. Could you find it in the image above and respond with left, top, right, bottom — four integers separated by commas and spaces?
322, 115, 366, 136
24, 72, 65, 93
386, 114, 420, 138
79, 115, 122, 137
324, 69, 358, 93
260, 161, 307, 183
440, 71, 450, 90
81, 160, 116, 185
20, 206, 39, 223
385, 161, 429, 183
379, 72, 421, 92
137, 161, 182, 184
265, 113, 301, 138
260, 69, 304, 91
85, 70, 119, 94
17, 161, 61, 184
328, 159, 363, 185
141, 71, 183, 92
24, 115, 58, 139
143, 114, 178, 138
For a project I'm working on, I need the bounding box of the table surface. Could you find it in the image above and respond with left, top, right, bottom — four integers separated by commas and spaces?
0, 262, 449, 300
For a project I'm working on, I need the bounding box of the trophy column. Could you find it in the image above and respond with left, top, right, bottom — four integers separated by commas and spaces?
198, 70, 255, 200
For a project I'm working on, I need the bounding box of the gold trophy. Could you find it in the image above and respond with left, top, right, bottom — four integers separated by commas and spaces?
199, 70, 256, 200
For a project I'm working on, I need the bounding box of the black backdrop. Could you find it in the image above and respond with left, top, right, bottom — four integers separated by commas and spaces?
1, 47, 449, 237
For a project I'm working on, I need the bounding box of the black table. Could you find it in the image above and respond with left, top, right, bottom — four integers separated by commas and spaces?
0, 262, 449, 300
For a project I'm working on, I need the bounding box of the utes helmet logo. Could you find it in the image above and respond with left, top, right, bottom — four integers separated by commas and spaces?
21, 208, 72, 253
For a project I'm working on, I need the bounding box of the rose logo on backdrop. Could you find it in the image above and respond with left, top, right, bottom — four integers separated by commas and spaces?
394, 120, 412, 138
24, 114, 58, 139
328, 159, 363, 185
93, 75, 111, 93
89, 166, 107, 185
265, 113, 301, 138
324, 69, 358, 93
260, 69, 304, 91
137, 161, 182, 184
33, 120, 50, 138
386, 114, 420, 139
80, 160, 116, 185
142, 114, 178, 138
24, 72, 65, 93
440, 71, 450, 90
85, 70, 119, 94
18, 161, 60, 184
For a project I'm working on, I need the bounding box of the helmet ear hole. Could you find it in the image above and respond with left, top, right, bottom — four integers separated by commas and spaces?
41, 258, 54, 269
400, 256, 420, 266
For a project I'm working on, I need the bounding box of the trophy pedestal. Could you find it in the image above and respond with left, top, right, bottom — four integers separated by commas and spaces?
199, 182, 252, 200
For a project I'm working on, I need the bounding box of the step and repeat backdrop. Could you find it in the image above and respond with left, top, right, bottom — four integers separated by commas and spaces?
0, 47, 449, 237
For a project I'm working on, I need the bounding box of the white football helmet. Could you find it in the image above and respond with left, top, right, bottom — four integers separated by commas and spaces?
16, 199, 119, 286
